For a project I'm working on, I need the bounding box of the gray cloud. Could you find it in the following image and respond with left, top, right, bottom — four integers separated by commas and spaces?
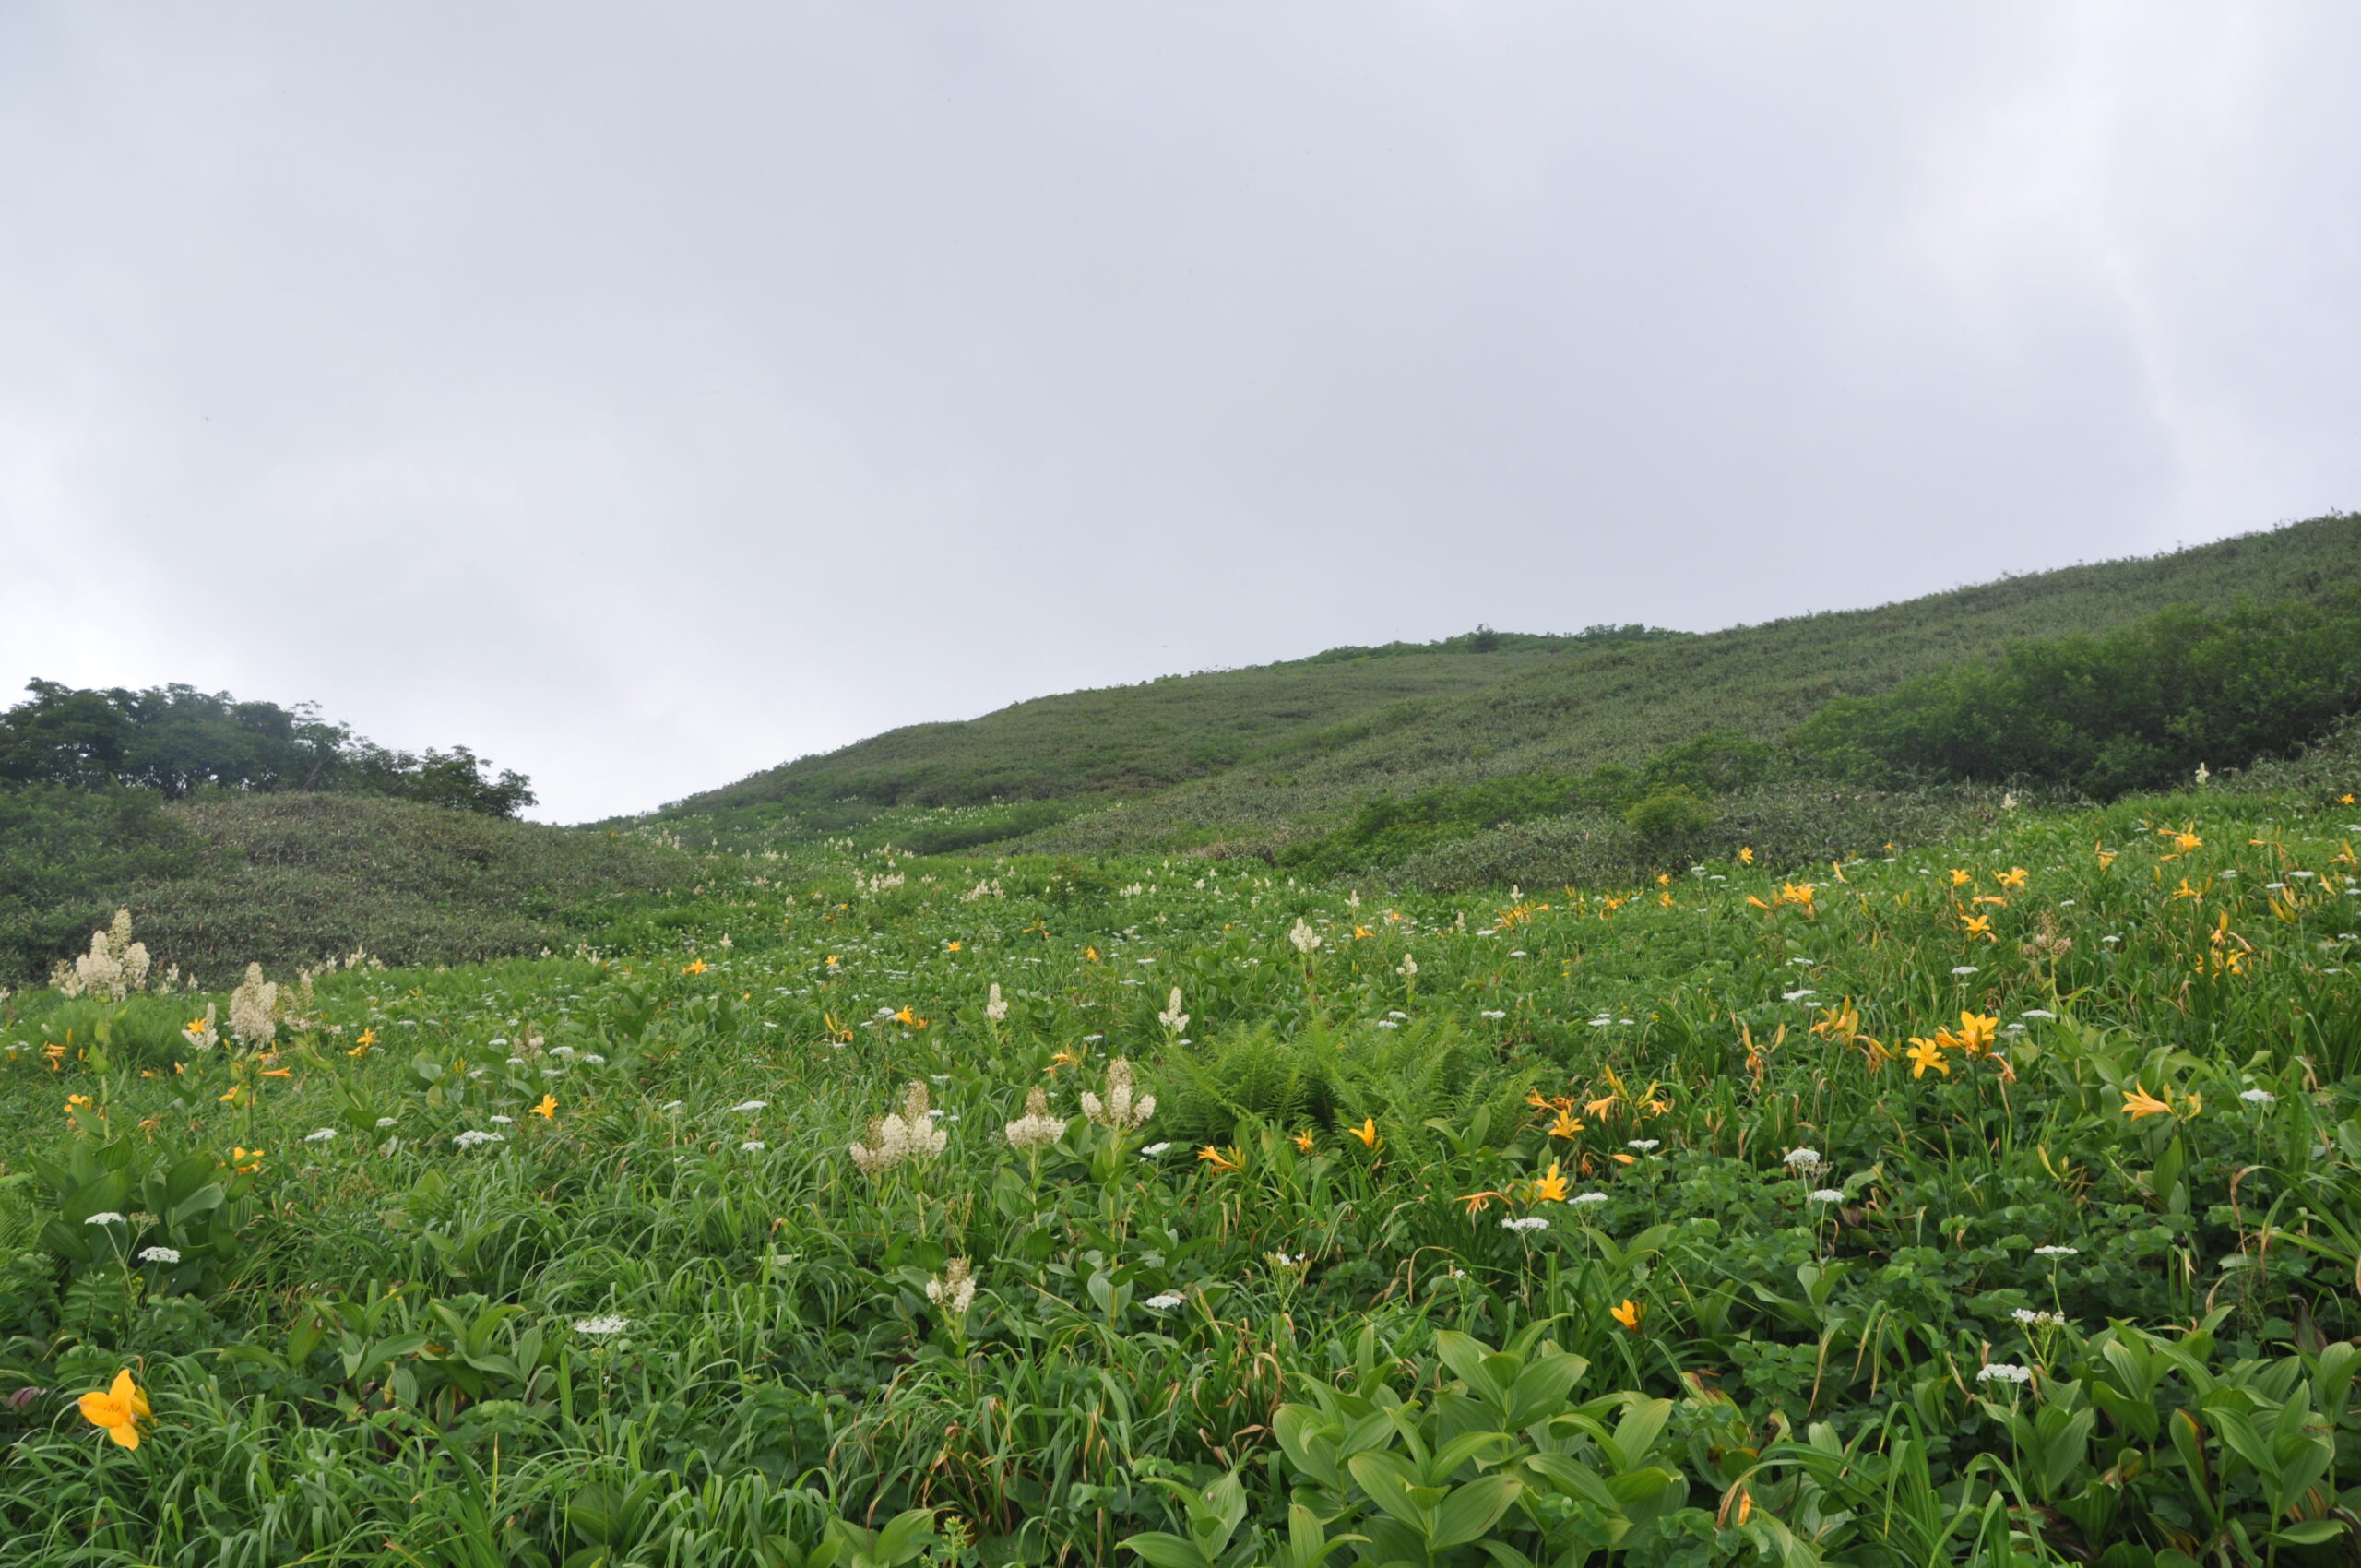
5, 4, 2356, 818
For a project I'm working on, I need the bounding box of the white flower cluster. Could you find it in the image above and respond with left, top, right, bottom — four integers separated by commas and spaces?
1144, 1291, 1186, 1311
1288, 918, 1322, 955
1501, 1216, 1549, 1232
574, 1314, 630, 1336
1975, 1362, 2033, 1384
1809, 1189, 1845, 1204
454, 1129, 505, 1149
1398, 953, 1417, 979
2011, 1308, 2068, 1327
1081, 1058, 1156, 1131
52, 909, 152, 1002
184, 1002, 220, 1051
1157, 988, 1189, 1033
2033, 1245, 2079, 1258
849, 1082, 949, 1176
138, 1246, 182, 1265
85, 1211, 126, 1226
230, 963, 279, 1049
960, 878, 1005, 902
1783, 1147, 1825, 1178
1003, 1086, 1067, 1153
2241, 1088, 2278, 1105
984, 982, 1010, 1025
925, 1257, 977, 1316
304, 1127, 337, 1144
1570, 1192, 1608, 1206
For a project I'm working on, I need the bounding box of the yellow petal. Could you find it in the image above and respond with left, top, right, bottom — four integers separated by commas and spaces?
79, 1391, 123, 1429
107, 1420, 139, 1449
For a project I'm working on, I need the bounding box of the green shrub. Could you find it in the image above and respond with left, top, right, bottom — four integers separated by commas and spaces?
1621, 784, 1717, 845
1795, 596, 2361, 799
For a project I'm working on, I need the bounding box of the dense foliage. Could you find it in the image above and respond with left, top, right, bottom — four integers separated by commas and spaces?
6, 781, 2361, 1562
0, 793, 694, 987
1796, 599, 2361, 800
0, 680, 537, 817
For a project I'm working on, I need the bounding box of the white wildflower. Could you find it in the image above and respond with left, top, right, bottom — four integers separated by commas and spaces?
229, 963, 279, 1048
574, 1314, 630, 1336
375, 1117, 397, 1128
1398, 953, 1417, 979
138, 1246, 182, 1265
1570, 1192, 1608, 1206
454, 1129, 504, 1149
2021, 1009, 2057, 1019
849, 1082, 949, 1175
1975, 1362, 2033, 1384
1288, 918, 1321, 955
84, 1211, 125, 1226
2034, 1245, 2078, 1257
925, 1258, 977, 1316
739, 1140, 765, 1152
2241, 1088, 2278, 1105
1809, 1188, 1845, 1204
1144, 1292, 1186, 1311
490, 1115, 514, 1125
184, 1003, 220, 1051
1003, 1085, 1067, 1153
1080, 1058, 1156, 1131
1501, 1216, 1550, 1232
984, 982, 1009, 1025
1951, 965, 1979, 976
1783, 1147, 1825, 1177
1628, 1139, 1660, 1152
304, 1127, 338, 1144
731, 1100, 769, 1112
2011, 1308, 2067, 1327
1140, 1142, 1172, 1157
1157, 987, 1189, 1033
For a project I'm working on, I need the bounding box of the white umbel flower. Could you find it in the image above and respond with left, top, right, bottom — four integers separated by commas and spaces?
1080, 1058, 1156, 1130
1783, 1147, 1825, 1177
229, 963, 279, 1049
574, 1314, 630, 1336
1976, 1362, 2033, 1384
1003, 1085, 1067, 1153
849, 1082, 949, 1175
138, 1245, 182, 1265
925, 1257, 977, 1316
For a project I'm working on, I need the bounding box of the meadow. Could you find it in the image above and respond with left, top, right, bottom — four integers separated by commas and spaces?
6, 780, 2361, 1566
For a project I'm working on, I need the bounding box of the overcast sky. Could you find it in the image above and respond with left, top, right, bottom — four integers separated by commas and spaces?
5, 6, 2357, 821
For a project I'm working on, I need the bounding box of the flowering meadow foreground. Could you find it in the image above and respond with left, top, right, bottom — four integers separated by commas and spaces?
6, 794, 2361, 1566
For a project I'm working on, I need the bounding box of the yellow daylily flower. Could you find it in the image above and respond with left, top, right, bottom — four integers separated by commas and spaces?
78, 1370, 149, 1450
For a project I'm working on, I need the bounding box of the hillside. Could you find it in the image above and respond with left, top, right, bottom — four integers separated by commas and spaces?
657, 512, 2361, 857
0, 790, 694, 986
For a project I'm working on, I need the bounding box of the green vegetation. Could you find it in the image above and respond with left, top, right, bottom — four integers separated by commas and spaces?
1797, 597, 2361, 799
0, 792, 692, 987
0, 679, 537, 816
5, 784, 2361, 1562
7, 514, 2361, 1562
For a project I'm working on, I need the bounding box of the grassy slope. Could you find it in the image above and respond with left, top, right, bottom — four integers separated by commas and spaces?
3, 793, 693, 987
657, 513, 2361, 856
